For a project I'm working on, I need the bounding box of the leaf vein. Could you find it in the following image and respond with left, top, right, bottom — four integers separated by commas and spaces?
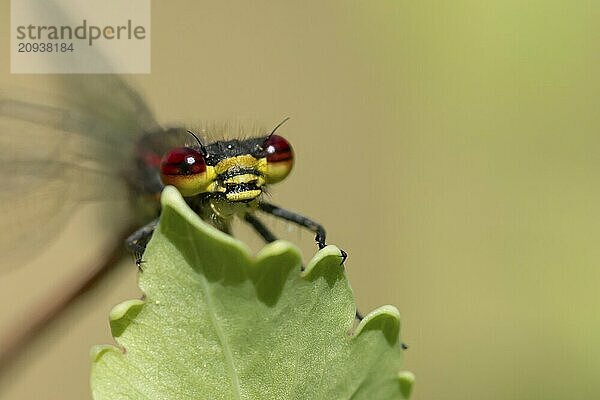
185, 222, 242, 400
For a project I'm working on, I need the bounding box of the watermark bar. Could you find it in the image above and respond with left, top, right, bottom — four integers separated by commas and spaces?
11, 0, 151, 73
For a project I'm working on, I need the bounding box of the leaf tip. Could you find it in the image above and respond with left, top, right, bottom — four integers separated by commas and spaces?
302, 245, 345, 281
160, 184, 183, 207
256, 239, 302, 262
90, 344, 120, 362
159, 185, 251, 255
109, 299, 144, 337
355, 305, 402, 345
160, 185, 201, 228
397, 371, 415, 398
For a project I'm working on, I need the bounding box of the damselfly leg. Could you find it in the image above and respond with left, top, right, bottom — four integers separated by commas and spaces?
125, 218, 159, 270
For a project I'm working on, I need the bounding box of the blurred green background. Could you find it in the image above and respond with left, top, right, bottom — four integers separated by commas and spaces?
2, 1, 600, 399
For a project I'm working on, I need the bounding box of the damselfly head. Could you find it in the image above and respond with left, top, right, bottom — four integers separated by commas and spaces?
160, 134, 294, 202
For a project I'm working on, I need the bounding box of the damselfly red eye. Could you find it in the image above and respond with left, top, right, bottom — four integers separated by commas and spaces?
264, 135, 294, 183
160, 147, 211, 196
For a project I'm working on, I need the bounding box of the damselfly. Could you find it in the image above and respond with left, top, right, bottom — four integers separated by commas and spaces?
127, 118, 345, 267
0, 74, 345, 372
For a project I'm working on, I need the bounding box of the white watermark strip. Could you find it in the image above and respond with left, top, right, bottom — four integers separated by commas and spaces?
11, 0, 151, 73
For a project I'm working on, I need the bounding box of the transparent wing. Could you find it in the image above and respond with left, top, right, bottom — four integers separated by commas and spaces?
0, 75, 162, 270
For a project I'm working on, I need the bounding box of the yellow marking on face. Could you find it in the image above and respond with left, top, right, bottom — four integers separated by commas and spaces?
256, 157, 268, 174
214, 155, 259, 175
205, 156, 268, 201
225, 189, 262, 202
223, 173, 259, 185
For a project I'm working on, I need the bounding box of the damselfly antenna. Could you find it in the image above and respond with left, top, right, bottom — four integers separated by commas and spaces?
265, 117, 291, 141
187, 129, 207, 155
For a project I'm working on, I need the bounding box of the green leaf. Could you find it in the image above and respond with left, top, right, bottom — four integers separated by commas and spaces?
90, 186, 413, 399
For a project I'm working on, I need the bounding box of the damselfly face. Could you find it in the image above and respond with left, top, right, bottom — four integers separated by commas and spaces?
160, 134, 294, 201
